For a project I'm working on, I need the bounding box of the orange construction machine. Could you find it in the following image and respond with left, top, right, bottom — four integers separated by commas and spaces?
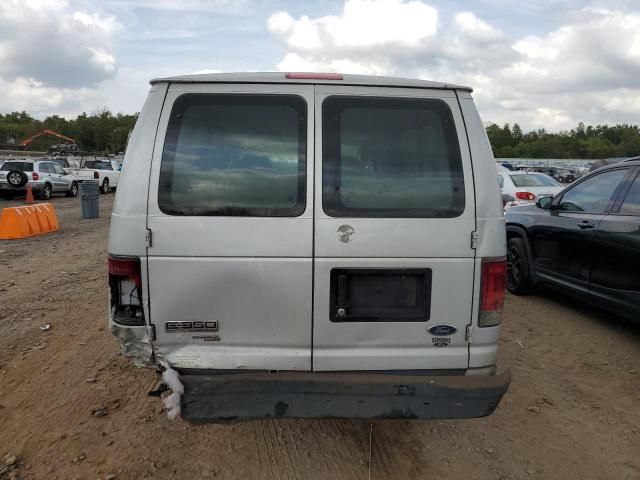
19, 129, 76, 147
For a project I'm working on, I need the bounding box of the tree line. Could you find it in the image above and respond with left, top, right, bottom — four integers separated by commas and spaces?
486, 122, 640, 159
2, 109, 640, 159
0, 110, 138, 154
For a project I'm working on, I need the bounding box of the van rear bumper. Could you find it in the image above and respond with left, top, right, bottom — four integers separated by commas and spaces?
179, 369, 510, 423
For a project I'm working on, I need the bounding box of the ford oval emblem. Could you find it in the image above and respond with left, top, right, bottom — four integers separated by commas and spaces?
428, 325, 458, 336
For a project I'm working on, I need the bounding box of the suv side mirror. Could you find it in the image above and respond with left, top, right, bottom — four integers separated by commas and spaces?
536, 196, 553, 210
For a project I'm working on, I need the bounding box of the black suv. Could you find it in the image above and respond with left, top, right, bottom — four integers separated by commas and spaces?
504, 159, 640, 322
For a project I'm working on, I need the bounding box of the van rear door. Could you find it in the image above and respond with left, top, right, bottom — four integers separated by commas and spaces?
313, 86, 476, 371
146, 83, 314, 371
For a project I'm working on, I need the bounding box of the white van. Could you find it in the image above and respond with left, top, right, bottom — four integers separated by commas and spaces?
108, 72, 509, 422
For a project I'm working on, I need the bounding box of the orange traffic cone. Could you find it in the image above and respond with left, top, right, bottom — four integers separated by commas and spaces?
25, 184, 35, 204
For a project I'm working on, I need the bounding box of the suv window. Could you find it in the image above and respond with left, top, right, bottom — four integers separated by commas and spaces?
159, 94, 307, 216
1, 162, 33, 172
52, 164, 66, 175
619, 173, 640, 215
322, 97, 464, 217
558, 169, 627, 213
39, 163, 52, 173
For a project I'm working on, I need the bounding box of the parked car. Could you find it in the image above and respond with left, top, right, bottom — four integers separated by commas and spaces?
505, 159, 640, 322
0, 159, 79, 199
68, 154, 120, 193
498, 171, 564, 209
108, 72, 510, 422
589, 156, 640, 172
550, 168, 577, 183
48, 156, 72, 173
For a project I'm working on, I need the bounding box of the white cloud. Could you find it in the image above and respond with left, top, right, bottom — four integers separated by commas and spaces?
0, 77, 102, 117
453, 12, 503, 43
105, 0, 250, 14
0, 0, 120, 88
267, 2, 640, 131
268, 13, 323, 51
268, 0, 443, 78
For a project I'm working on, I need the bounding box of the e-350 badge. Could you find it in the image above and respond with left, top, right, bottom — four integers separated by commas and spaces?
165, 321, 218, 333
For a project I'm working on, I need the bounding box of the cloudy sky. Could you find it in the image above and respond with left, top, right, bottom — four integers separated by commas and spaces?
2, 0, 640, 130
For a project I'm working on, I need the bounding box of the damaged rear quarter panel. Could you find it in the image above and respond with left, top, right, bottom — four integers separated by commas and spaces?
109, 317, 154, 368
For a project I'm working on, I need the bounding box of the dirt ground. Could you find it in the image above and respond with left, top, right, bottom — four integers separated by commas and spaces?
0, 194, 638, 480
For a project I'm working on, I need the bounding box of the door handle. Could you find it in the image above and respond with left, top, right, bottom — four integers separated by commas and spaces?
577, 221, 595, 229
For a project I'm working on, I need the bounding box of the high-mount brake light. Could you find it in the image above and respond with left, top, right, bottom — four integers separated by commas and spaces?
285, 72, 343, 80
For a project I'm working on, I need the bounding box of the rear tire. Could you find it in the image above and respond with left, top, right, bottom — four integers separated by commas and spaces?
507, 237, 533, 294
39, 183, 52, 201
101, 178, 109, 194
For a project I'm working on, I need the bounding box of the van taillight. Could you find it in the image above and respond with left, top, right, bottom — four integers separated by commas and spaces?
94, 171, 99, 179
108, 255, 144, 326
479, 258, 506, 327
32, 172, 39, 181
515, 191, 536, 200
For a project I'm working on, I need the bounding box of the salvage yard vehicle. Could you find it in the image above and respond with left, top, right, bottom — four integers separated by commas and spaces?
108, 72, 510, 422
0, 159, 79, 199
499, 171, 564, 209
505, 159, 640, 322
68, 154, 120, 194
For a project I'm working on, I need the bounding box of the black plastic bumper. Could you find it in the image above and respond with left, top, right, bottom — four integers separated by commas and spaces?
180, 370, 511, 423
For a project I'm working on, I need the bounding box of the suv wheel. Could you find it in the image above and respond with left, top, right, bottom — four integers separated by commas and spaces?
507, 237, 533, 294
67, 181, 79, 197
40, 183, 52, 201
7, 170, 28, 188
101, 178, 110, 194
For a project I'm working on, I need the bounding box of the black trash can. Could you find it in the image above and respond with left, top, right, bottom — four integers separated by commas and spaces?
79, 181, 100, 219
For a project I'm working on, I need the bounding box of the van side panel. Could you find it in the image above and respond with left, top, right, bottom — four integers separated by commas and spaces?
109, 84, 168, 256
457, 92, 506, 369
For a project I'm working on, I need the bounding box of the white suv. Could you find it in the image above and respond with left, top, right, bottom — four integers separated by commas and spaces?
0, 159, 79, 199
108, 72, 510, 422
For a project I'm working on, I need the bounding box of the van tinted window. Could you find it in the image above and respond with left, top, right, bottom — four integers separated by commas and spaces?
322, 97, 465, 217
159, 94, 307, 216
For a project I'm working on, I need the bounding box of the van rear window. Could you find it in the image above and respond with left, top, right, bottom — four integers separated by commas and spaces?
322, 97, 465, 217
158, 94, 307, 216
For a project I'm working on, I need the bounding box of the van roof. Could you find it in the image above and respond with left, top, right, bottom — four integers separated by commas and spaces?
149, 72, 473, 92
